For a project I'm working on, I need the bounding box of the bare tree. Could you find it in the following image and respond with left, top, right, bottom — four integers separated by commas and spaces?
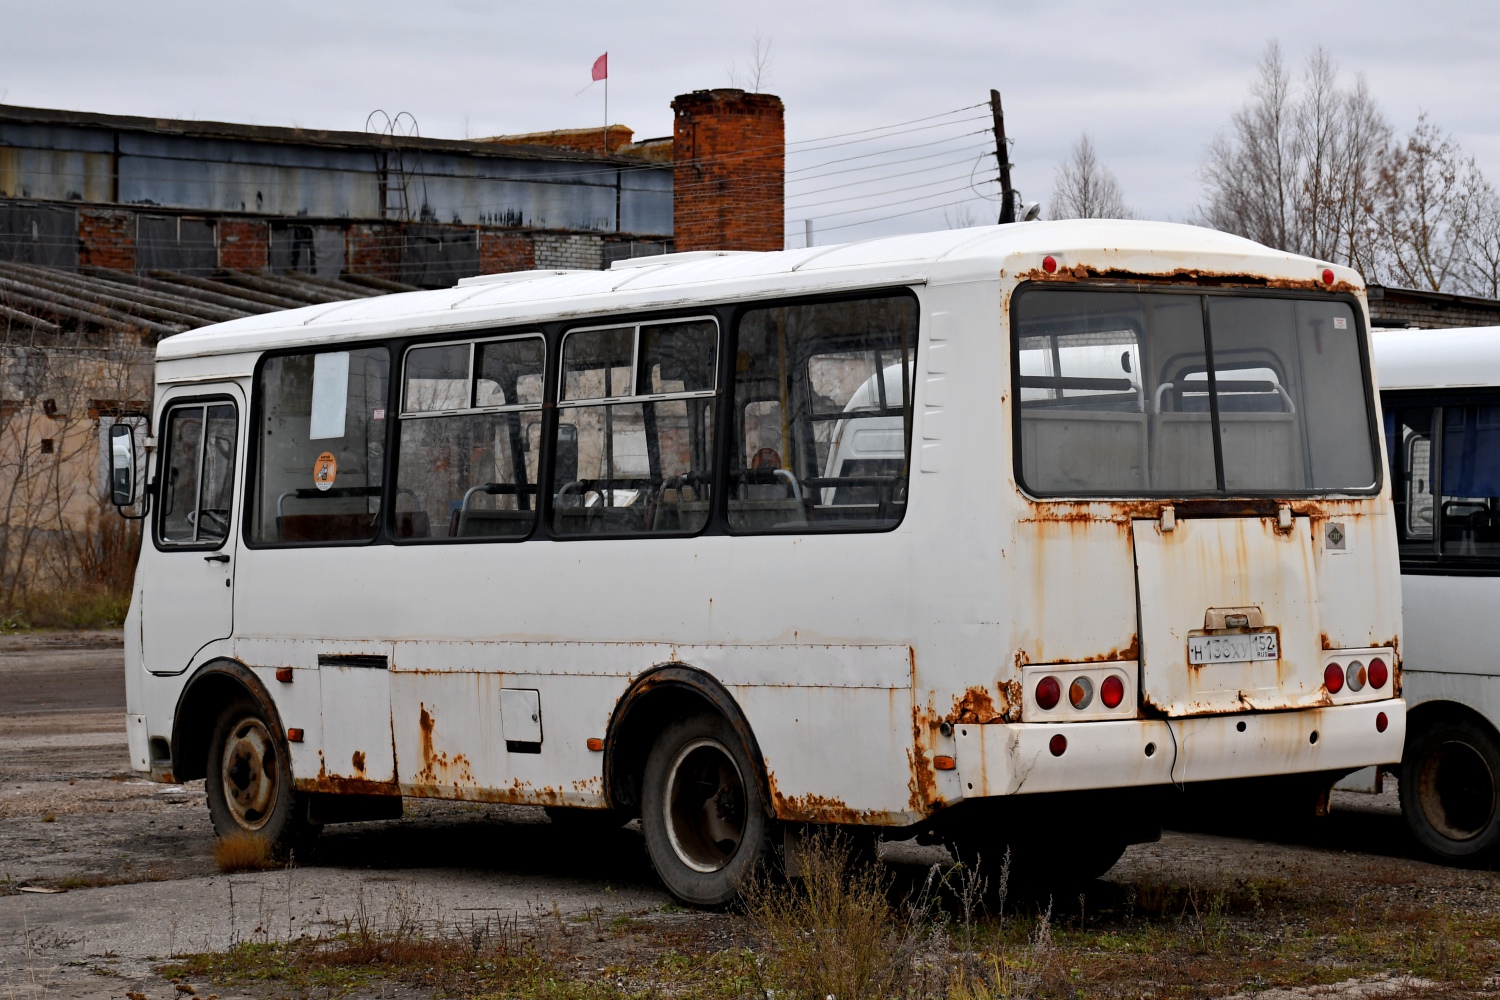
1464, 193, 1500, 298
1049, 134, 1132, 220
1371, 115, 1494, 292
727, 35, 774, 93
943, 204, 980, 229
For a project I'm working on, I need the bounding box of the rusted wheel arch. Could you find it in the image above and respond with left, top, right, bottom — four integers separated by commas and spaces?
172, 659, 287, 783
604, 664, 771, 818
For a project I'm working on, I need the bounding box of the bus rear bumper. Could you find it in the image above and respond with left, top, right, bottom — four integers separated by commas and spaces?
951, 698, 1405, 797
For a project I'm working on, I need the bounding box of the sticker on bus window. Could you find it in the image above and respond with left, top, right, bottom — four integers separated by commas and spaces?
1333, 317, 1347, 329
309, 351, 350, 440
313, 451, 338, 491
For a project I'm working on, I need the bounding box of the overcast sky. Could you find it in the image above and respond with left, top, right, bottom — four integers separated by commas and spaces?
3, 1, 1496, 244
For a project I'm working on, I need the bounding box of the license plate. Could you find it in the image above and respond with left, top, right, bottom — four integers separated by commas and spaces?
1187, 631, 1279, 664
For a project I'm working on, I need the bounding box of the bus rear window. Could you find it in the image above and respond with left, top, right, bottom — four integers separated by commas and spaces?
1013, 287, 1377, 497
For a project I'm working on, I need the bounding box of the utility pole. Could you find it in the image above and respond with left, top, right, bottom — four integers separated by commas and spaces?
990, 89, 1015, 225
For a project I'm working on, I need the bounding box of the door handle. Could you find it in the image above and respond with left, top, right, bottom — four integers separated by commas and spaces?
204, 553, 230, 563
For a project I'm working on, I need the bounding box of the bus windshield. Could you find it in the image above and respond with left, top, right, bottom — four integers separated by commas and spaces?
1014, 287, 1378, 497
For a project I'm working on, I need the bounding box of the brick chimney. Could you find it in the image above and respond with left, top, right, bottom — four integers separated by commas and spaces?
671, 89, 784, 252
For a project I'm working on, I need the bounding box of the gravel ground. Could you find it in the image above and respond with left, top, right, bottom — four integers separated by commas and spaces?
1, 630, 1489, 1000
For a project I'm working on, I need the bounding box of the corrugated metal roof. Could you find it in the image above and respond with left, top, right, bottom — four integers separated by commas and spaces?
0, 260, 416, 341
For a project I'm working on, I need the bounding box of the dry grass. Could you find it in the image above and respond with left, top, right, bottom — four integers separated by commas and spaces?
742, 828, 949, 999
162, 833, 1500, 1000
212, 833, 280, 873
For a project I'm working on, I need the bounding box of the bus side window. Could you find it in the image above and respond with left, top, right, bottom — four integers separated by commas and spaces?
394, 335, 545, 542
1440, 404, 1500, 559
728, 294, 918, 533
158, 402, 237, 547
552, 319, 718, 536
250, 347, 389, 545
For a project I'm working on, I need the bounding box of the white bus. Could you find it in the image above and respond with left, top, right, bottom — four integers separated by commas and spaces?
1374, 325, 1500, 861
110, 221, 1405, 905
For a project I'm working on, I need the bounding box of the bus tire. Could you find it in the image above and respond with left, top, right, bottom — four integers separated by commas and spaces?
1400, 716, 1500, 862
205, 698, 314, 856
640, 712, 771, 908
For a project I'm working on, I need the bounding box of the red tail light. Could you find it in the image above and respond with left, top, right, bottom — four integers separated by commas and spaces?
1042, 255, 1058, 274
1324, 662, 1344, 693
1376, 712, 1389, 733
1322, 267, 1335, 285
1100, 674, 1125, 709
1049, 734, 1067, 756
1368, 658, 1388, 689
1035, 675, 1061, 710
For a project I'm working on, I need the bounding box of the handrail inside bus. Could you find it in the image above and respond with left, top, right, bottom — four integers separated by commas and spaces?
277, 485, 383, 517
1153, 380, 1295, 414
1019, 375, 1144, 412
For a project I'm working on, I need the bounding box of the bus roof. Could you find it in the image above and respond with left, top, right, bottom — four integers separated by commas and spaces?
157, 220, 1355, 362
1373, 326, 1500, 391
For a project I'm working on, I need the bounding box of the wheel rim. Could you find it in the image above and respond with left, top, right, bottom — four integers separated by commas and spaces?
220, 717, 280, 832
663, 737, 747, 873
1417, 739, 1497, 842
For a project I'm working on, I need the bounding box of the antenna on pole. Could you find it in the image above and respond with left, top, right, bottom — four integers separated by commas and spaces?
990, 89, 1015, 225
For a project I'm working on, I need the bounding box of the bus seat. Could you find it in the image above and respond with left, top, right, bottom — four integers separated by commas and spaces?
1022, 409, 1147, 492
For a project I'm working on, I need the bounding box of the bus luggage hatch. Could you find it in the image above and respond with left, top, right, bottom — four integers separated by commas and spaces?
1132, 514, 1323, 716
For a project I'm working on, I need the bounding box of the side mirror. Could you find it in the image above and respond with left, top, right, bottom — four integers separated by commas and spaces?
108, 422, 137, 508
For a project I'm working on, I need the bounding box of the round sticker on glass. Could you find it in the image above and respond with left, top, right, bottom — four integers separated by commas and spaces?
313, 451, 338, 491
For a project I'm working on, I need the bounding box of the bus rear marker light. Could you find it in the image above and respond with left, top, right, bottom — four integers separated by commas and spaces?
1322, 268, 1335, 285
1368, 658, 1388, 689
275, 668, 293, 683
287, 728, 304, 743
1345, 660, 1366, 692
1042, 255, 1058, 274
1068, 676, 1093, 710
1376, 712, 1388, 733
586, 738, 604, 752
1035, 676, 1061, 710
934, 755, 956, 770
1324, 662, 1344, 693
1049, 734, 1067, 756
1100, 674, 1124, 709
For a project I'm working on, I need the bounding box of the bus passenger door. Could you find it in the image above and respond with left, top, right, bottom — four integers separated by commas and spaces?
140, 387, 243, 674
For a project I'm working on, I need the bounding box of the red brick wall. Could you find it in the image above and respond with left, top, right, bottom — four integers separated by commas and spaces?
479, 231, 535, 273
672, 90, 784, 252
347, 224, 401, 281
218, 220, 268, 269
78, 209, 134, 270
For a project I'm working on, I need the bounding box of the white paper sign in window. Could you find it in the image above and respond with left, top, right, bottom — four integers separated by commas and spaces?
309, 351, 350, 440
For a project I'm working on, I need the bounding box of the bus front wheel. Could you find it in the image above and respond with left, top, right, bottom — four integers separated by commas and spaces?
205, 699, 315, 856
1400, 716, 1500, 862
640, 712, 771, 908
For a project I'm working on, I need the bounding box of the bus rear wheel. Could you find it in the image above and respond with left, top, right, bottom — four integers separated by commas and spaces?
205, 699, 314, 856
1400, 716, 1500, 862
640, 713, 771, 908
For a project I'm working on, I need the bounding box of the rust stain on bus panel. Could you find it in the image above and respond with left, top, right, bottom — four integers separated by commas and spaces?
414, 702, 475, 785
351, 750, 366, 774
766, 770, 908, 826
1016, 264, 1361, 295
294, 775, 401, 796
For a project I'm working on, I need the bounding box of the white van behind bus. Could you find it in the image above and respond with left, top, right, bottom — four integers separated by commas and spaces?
111, 221, 1405, 905
1375, 325, 1500, 861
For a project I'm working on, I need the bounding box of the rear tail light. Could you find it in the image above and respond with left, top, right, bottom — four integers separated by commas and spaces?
1324, 662, 1344, 693
1376, 712, 1389, 733
1068, 676, 1094, 710
1035, 675, 1061, 710
1100, 674, 1125, 709
1345, 660, 1366, 692
1368, 658, 1388, 689
1049, 734, 1067, 756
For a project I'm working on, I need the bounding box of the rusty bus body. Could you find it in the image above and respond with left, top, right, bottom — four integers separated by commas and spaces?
117, 221, 1405, 902
1374, 325, 1500, 861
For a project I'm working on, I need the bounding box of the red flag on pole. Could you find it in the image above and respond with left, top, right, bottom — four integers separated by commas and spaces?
591, 53, 608, 81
